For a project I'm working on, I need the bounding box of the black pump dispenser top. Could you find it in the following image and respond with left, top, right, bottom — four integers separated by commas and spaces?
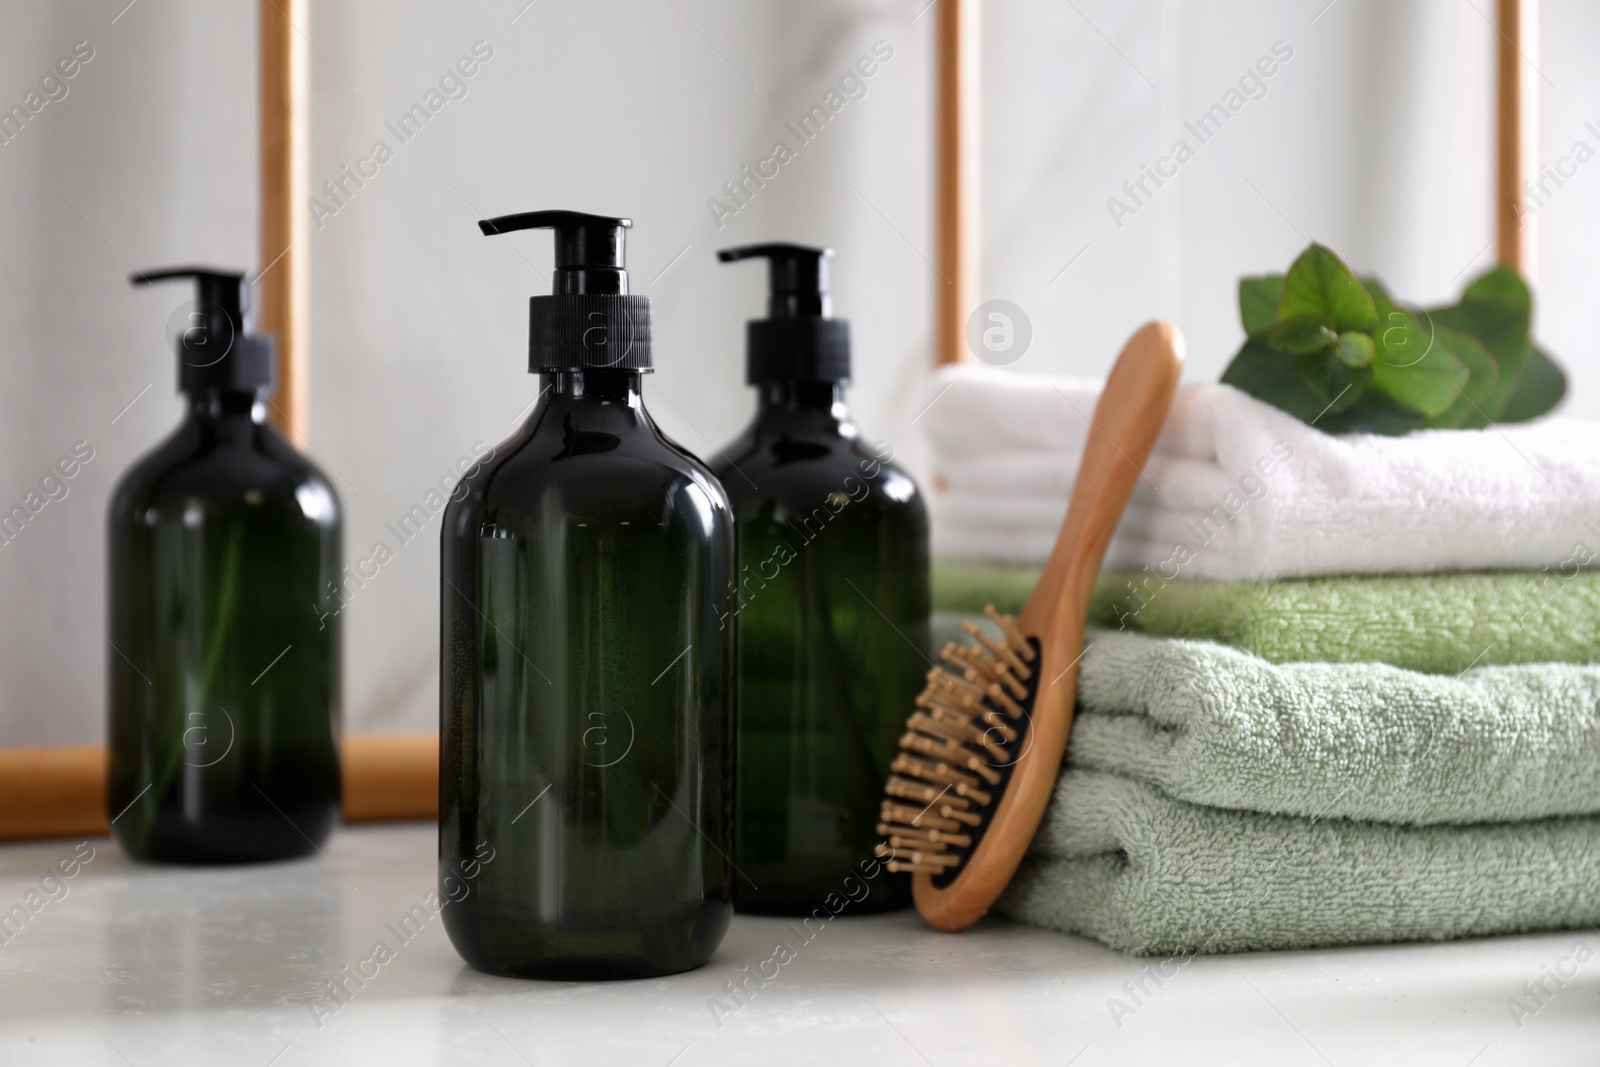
479, 209, 651, 373
718, 243, 849, 385
131, 267, 276, 395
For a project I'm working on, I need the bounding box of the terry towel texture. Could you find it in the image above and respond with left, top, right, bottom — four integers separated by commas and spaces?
1090, 569, 1600, 674
991, 632, 1600, 954
924, 363, 1600, 580
995, 771, 1600, 956
1069, 631, 1600, 825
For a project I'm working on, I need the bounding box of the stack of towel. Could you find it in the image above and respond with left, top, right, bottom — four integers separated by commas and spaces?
924, 364, 1600, 954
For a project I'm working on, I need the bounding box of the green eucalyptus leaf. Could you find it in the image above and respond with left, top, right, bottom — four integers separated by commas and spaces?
1221, 338, 1328, 424
1315, 390, 1429, 435
1370, 300, 1469, 417
1371, 302, 1431, 371
1422, 326, 1499, 429
1500, 343, 1567, 422
1267, 314, 1339, 355
1220, 246, 1566, 437
1427, 301, 1527, 363
1462, 266, 1532, 310
1297, 350, 1370, 410
1428, 301, 1529, 418
1335, 331, 1374, 368
1239, 275, 1285, 335
1280, 243, 1378, 334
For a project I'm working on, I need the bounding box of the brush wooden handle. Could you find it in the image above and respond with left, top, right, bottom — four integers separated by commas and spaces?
1022, 321, 1184, 643
912, 320, 1184, 931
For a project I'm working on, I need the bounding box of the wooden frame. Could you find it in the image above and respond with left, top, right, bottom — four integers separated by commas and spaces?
937, 0, 981, 366
0, 737, 437, 841
1496, 0, 1536, 272
0, 2, 1542, 841
259, 0, 311, 448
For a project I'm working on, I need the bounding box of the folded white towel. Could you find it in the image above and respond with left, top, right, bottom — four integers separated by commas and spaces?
923, 364, 1600, 580
922, 365, 1102, 461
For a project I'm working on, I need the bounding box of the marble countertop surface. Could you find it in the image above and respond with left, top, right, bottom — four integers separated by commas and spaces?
0, 822, 1594, 1066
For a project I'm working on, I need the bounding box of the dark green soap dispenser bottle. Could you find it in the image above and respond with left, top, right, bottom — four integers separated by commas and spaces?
440, 211, 735, 979
711, 244, 929, 914
108, 268, 342, 863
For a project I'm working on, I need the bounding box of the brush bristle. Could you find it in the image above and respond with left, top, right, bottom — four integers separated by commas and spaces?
876, 604, 1039, 878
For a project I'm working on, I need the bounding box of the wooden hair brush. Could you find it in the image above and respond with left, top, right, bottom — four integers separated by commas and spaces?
878, 320, 1184, 931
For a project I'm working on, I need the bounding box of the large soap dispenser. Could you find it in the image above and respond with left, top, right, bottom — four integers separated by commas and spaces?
440, 211, 735, 979
711, 244, 929, 914
108, 268, 342, 863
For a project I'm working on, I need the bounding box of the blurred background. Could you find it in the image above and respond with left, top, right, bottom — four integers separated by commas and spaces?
3, 0, 1597, 746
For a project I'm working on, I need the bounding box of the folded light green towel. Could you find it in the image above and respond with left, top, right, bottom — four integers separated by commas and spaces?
995, 632, 1600, 953
996, 770, 1600, 955
1090, 569, 1600, 673
1073, 631, 1600, 824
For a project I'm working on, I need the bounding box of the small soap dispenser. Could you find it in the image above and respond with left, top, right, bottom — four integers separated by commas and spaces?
108, 268, 342, 863
440, 211, 735, 979
712, 244, 929, 914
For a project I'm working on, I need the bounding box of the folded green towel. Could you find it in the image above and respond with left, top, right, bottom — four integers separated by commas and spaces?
1073, 631, 1600, 824
996, 770, 1600, 955
931, 561, 1042, 655
935, 562, 1600, 674
1090, 569, 1600, 673
931, 560, 1039, 617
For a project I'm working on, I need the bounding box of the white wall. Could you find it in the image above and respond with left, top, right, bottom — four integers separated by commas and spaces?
2, 0, 1596, 745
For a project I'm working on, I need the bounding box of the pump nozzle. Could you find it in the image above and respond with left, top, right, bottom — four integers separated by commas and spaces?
718, 243, 849, 385
130, 267, 276, 394
479, 210, 632, 296
478, 209, 652, 373
717, 244, 831, 319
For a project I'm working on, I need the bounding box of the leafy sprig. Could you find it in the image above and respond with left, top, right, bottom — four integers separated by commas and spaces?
1220, 243, 1566, 434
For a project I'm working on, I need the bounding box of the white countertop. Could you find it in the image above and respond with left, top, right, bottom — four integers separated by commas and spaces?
0, 822, 1594, 1066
